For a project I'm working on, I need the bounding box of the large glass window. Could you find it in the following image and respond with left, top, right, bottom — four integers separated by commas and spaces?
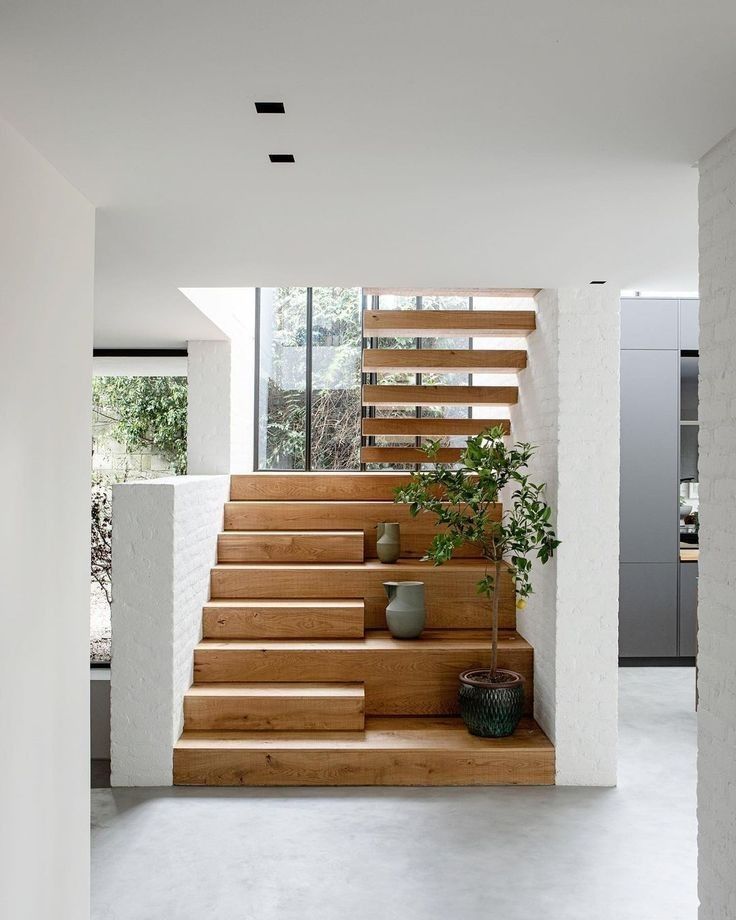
256, 287, 361, 470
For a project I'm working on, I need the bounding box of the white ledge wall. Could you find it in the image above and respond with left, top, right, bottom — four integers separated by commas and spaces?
697, 127, 736, 920
111, 475, 229, 785
511, 287, 620, 785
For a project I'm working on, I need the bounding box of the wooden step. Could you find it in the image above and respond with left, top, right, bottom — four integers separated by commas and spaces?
223, 501, 499, 559
363, 385, 518, 407
183, 683, 365, 731
361, 447, 464, 464
363, 310, 536, 338
203, 599, 365, 639
229, 472, 412, 502
210, 560, 515, 630
362, 417, 510, 437
193, 631, 532, 715
174, 716, 554, 786
218, 531, 364, 563
363, 349, 527, 373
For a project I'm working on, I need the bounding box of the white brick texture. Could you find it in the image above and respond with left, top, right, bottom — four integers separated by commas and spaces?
697, 128, 736, 920
110, 475, 229, 785
511, 287, 620, 786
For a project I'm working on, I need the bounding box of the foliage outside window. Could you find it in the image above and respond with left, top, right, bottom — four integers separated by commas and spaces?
90, 375, 187, 663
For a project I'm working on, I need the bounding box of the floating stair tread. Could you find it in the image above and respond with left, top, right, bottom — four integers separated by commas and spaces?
230, 472, 413, 502
361, 447, 463, 464
363, 310, 536, 337
173, 717, 554, 785
362, 417, 510, 437
196, 629, 529, 652
218, 530, 364, 563
186, 682, 364, 699
183, 682, 365, 731
202, 599, 365, 639
363, 349, 527, 373
362, 385, 518, 406
176, 716, 550, 751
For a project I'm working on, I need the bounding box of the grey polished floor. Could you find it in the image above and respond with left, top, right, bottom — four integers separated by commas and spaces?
91, 668, 697, 920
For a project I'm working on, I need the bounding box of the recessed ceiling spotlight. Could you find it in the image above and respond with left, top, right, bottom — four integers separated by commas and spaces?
269, 154, 295, 163
255, 102, 285, 114
590, 280, 606, 284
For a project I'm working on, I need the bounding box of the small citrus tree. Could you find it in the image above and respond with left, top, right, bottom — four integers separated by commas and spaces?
395, 426, 560, 678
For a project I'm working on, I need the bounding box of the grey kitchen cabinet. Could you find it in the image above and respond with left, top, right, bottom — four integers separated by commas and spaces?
679, 562, 698, 657
621, 299, 679, 349
679, 300, 700, 351
620, 349, 679, 564
619, 563, 679, 657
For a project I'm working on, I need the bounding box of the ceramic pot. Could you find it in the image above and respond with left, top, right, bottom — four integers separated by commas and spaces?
458, 668, 524, 737
384, 581, 425, 639
376, 522, 401, 564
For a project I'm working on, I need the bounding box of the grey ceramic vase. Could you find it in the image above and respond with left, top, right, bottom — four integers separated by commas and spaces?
384, 581, 425, 639
376, 522, 401, 564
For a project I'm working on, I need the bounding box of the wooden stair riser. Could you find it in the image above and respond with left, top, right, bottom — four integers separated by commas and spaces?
363, 384, 518, 407
223, 502, 500, 560
362, 349, 527, 374
362, 417, 511, 437
362, 310, 537, 338
173, 717, 554, 786
210, 563, 516, 630
203, 600, 365, 639
217, 531, 364, 564
193, 637, 532, 715
229, 473, 413, 502
184, 684, 365, 732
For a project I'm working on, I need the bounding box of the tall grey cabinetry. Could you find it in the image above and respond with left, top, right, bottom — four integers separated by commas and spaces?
619, 298, 699, 659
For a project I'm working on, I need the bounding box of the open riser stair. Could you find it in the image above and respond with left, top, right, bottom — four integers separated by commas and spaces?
173, 472, 554, 786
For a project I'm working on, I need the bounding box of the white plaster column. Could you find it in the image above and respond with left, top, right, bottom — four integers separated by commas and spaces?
186, 288, 256, 475
110, 475, 229, 786
697, 127, 736, 920
511, 286, 620, 786
0, 114, 95, 920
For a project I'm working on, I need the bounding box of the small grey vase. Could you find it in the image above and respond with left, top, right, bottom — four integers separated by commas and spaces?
376, 521, 400, 564
384, 581, 425, 639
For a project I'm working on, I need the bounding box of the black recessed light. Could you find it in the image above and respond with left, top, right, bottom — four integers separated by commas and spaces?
590, 280, 606, 285
255, 102, 285, 114
269, 154, 295, 163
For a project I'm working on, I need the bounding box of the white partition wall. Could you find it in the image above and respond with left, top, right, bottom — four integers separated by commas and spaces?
0, 115, 95, 920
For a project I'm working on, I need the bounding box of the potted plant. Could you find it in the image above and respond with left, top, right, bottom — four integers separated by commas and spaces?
395, 426, 559, 737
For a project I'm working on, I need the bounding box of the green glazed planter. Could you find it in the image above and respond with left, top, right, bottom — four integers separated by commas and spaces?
458, 668, 524, 737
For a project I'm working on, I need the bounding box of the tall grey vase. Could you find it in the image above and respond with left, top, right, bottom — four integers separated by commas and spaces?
384, 581, 425, 639
376, 522, 401, 563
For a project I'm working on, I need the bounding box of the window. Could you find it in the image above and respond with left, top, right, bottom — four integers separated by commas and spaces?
256, 287, 361, 470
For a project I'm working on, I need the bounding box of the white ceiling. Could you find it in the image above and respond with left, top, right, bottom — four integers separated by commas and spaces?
1, 1, 735, 347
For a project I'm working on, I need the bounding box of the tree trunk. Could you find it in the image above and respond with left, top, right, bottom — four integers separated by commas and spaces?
490, 558, 502, 678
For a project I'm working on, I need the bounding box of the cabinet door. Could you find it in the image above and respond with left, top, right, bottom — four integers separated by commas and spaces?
620, 563, 678, 657
679, 562, 698, 657
621, 299, 679, 349
620, 350, 679, 563
679, 300, 699, 351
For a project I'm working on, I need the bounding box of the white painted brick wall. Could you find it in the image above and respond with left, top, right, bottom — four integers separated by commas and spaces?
110, 475, 229, 785
697, 127, 736, 920
511, 287, 619, 786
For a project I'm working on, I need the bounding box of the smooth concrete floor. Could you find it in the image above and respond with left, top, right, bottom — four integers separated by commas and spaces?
91, 668, 697, 920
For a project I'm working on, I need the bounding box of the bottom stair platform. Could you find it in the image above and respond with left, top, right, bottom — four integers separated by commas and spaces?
173, 716, 554, 786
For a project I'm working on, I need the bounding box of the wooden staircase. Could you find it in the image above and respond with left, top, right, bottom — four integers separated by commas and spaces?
173, 472, 554, 786
360, 290, 535, 467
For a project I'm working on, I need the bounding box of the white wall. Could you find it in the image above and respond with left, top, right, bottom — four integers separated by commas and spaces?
511, 287, 620, 785
0, 115, 95, 919
110, 475, 229, 785
697, 127, 736, 920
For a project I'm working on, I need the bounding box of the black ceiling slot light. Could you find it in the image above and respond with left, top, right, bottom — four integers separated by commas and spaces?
590, 280, 607, 284
269, 153, 295, 163
255, 101, 285, 113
